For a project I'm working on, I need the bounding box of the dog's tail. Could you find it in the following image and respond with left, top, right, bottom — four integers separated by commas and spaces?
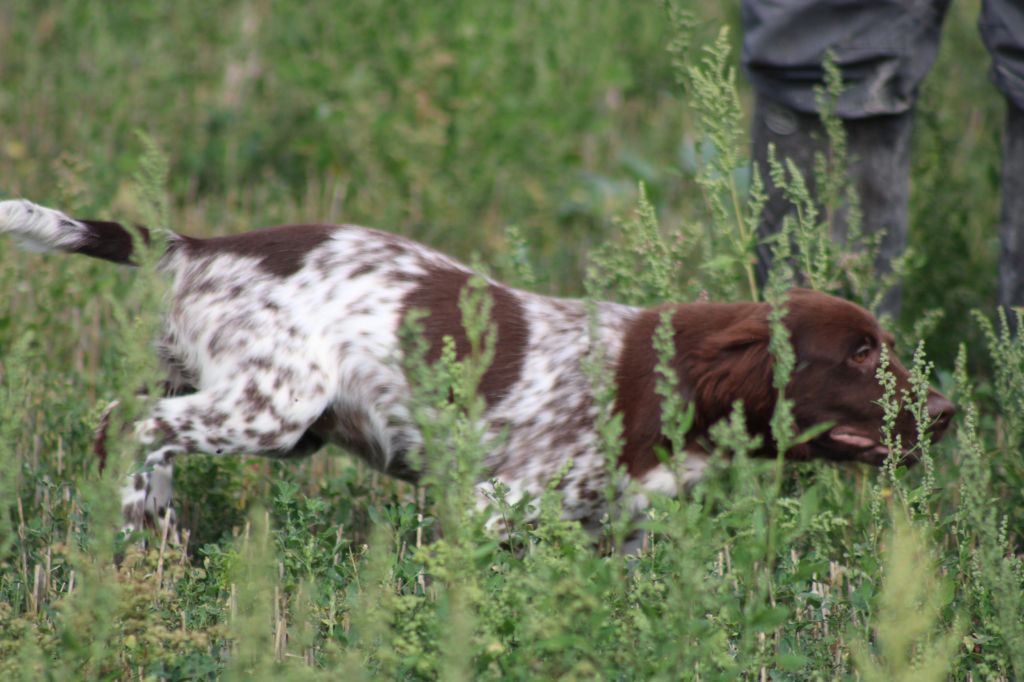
0, 199, 156, 265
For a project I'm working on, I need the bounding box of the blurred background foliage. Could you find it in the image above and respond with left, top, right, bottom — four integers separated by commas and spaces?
0, 1, 1002, 365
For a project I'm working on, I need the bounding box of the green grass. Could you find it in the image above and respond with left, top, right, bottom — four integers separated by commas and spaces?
1, 1, 1022, 679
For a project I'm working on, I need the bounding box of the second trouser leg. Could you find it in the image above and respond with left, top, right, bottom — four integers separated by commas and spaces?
996, 100, 1024, 317
980, 0, 1024, 314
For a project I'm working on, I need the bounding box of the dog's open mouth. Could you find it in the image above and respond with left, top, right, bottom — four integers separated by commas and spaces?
820, 426, 917, 466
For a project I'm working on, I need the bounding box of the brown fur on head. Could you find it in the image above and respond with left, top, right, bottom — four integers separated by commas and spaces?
615, 288, 954, 478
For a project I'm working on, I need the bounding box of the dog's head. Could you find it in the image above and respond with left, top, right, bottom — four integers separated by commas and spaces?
778, 289, 954, 465
615, 288, 954, 476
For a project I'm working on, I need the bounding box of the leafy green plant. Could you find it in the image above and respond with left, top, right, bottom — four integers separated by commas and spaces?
851, 517, 960, 682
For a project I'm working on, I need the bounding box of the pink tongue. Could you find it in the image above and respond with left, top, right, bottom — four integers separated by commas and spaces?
829, 427, 877, 449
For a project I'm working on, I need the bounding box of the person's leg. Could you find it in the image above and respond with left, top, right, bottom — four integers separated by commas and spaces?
979, 0, 1024, 315
997, 101, 1024, 318
750, 98, 913, 314
743, 0, 951, 316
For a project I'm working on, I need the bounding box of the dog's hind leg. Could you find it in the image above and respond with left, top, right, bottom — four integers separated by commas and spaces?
121, 446, 182, 541
121, 379, 332, 539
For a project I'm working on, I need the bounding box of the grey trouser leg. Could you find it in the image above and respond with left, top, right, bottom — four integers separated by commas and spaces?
742, 0, 951, 119
980, 0, 1024, 112
981, 0, 1024, 311
998, 101, 1024, 313
742, 1, 950, 317
750, 98, 913, 315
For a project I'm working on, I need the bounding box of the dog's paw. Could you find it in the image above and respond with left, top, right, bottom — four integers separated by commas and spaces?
120, 457, 180, 545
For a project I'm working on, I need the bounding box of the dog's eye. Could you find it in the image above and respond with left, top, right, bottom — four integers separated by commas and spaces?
850, 345, 872, 364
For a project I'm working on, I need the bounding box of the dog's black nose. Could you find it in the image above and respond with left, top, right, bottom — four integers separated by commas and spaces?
927, 391, 955, 435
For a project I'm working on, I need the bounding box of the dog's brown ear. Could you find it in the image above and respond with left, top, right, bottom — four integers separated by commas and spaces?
687, 315, 775, 425
705, 315, 771, 352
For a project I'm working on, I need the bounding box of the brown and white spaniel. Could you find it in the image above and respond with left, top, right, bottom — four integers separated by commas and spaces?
0, 200, 954, 544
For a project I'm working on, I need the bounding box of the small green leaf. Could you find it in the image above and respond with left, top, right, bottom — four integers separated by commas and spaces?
776, 652, 809, 672
751, 605, 791, 632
